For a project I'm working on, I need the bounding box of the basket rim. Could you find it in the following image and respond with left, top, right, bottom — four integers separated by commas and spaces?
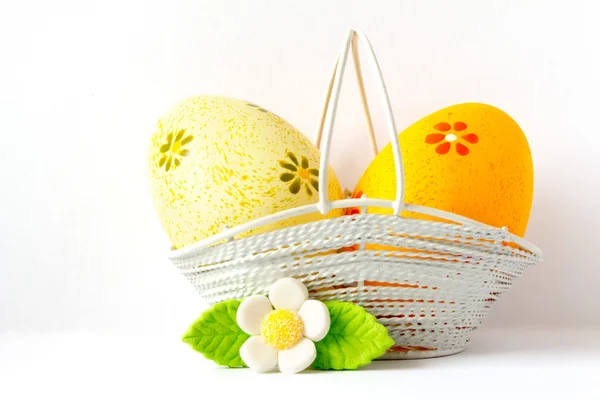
168, 199, 542, 259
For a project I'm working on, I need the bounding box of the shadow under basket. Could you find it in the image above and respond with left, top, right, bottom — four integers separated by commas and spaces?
169, 213, 542, 360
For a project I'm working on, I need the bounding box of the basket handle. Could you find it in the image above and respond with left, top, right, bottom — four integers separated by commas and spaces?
315, 30, 405, 216
315, 34, 379, 157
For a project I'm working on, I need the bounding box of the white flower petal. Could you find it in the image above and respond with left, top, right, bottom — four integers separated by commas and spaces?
277, 338, 316, 374
239, 336, 278, 373
236, 295, 273, 335
298, 299, 330, 342
269, 278, 308, 311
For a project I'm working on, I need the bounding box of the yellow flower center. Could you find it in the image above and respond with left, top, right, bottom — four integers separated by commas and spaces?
260, 309, 304, 350
298, 168, 309, 180
171, 141, 181, 153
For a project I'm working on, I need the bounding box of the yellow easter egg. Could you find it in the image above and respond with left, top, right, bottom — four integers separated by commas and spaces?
353, 103, 534, 237
149, 96, 344, 249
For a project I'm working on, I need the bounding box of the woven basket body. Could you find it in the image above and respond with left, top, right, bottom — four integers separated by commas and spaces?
168, 30, 542, 359
170, 214, 541, 359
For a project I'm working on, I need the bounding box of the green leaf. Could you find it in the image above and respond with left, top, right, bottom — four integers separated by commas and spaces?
313, 301, 394, 370
182, 300, 249, 368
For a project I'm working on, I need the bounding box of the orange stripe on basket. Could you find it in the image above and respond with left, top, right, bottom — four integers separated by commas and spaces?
309, 282, 359, 293
368, 300, 454, 306
376, 314, 407, 318
367, 299, 446, 304
364, 280, 419, 289
388, 346, 437, 353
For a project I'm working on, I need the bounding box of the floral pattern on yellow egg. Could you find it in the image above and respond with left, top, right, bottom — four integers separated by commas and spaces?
149, 96, 344, 249
353, 103, 534, 237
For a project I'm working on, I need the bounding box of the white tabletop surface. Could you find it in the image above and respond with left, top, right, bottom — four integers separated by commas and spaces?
1, 328, 598, 399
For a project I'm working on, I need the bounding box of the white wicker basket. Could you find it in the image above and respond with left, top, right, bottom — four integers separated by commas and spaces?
169, 30, 542, 359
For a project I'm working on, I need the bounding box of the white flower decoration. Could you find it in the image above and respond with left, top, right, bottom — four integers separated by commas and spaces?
236, 277, 331, 374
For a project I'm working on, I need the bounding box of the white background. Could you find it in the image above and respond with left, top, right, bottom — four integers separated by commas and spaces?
1, 0, 599, 397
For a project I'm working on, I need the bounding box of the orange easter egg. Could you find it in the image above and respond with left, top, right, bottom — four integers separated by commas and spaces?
353, 103, 534, 237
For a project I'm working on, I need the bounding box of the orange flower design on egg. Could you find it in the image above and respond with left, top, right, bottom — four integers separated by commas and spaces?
344, 190, 363, 216
425, 122, 479, 156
